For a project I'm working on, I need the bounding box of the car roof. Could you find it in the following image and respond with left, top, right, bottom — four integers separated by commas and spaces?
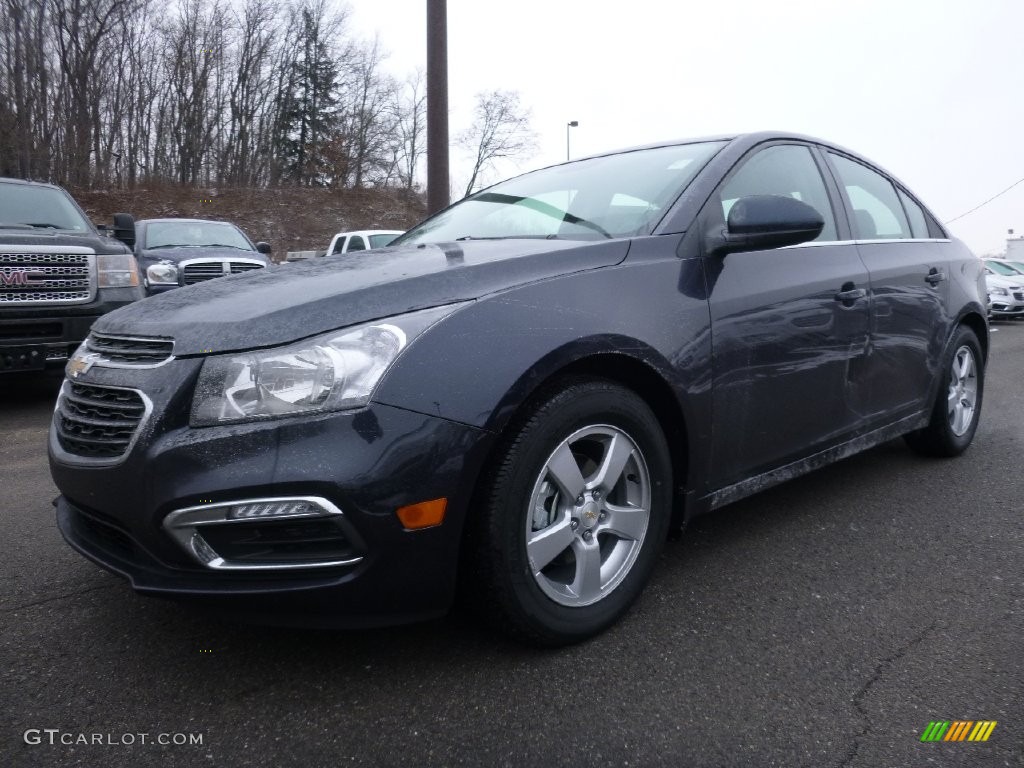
0, 177, 66, 191
137, 218, 240, 225
332, 230, 404, 237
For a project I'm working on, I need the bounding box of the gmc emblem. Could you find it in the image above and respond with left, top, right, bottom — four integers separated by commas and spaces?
0, 269, 44, 287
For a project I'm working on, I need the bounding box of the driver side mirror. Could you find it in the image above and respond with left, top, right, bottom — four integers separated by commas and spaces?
112, 212, 135, 249
707, 195, 824, 256
255, 241, 272, 255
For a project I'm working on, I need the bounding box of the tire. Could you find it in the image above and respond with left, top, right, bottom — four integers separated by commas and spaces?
904, 325, 984, 457
466, 379, 672, 646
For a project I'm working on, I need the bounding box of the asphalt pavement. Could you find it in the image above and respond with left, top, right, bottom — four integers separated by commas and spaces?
1, 325, 1022, 768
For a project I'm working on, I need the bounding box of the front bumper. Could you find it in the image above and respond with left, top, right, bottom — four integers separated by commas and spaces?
0, 288, 142, 371
49, 365, 493, 626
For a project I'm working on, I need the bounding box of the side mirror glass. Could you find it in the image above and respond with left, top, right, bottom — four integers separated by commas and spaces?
256, 241, 272, 255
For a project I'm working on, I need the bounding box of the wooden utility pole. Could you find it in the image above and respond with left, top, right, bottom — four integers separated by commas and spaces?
426, 0, 450, 214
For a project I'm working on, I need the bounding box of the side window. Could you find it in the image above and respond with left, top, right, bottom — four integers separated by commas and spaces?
719, 145, 837, 242
828, 153, 910, 240
897, 189, 929, 239
347, 236, 367, 252
332, 237, 347, 254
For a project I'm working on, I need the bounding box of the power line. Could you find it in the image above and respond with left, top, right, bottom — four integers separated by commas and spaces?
945, 174, 1024, 224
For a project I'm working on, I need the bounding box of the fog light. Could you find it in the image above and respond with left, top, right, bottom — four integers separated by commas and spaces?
396, 498, 447, 530
163, 496, 365, 570
227, 500, 318, 520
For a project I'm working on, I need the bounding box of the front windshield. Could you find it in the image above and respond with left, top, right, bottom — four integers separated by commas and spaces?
144, 221, 252, 250
0, 182, 90, 231
397, 141, 725, 244
986, 260, 1020, 277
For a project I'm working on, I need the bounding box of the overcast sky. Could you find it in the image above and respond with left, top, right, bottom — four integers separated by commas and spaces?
348, 0, 1024, 255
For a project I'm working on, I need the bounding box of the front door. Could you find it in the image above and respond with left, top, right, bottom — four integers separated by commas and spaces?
703, 143, 871, 490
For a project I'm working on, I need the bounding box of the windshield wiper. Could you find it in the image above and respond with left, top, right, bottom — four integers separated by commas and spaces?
0, 222, 34, 229
204, 243, 249, 250
472, 193, 613, 239
24, 222, 63, 229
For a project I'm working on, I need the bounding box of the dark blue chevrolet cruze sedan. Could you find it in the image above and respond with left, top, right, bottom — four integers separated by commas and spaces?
49, 132, 988, 645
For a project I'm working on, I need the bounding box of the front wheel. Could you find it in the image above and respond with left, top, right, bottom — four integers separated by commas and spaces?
467, 380, 672, 646
904, 325, 984, 457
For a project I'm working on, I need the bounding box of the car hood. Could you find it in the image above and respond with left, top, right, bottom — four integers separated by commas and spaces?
96, 238, 629, 355
985, 274, 1023, 289
139, 246, 267, 264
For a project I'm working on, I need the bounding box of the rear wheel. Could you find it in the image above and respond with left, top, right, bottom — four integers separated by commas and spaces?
905, 325, 984, 457
467, 379, 672, 646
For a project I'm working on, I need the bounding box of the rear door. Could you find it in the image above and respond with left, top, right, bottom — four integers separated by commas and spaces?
823, 152, 950, 422
705, 143, 871, 488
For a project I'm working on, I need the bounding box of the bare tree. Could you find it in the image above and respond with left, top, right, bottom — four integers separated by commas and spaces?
391, 68, 426, 190
458, 89, 536, 197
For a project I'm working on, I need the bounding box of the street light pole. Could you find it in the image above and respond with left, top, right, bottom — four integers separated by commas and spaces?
566, 121, 578, 161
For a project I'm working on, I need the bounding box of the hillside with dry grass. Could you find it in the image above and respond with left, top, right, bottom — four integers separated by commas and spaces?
71, 185, 428, 260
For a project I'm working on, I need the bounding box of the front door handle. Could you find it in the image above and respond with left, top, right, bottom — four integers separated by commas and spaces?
835, 285, 867, 303
925, 269, 947, 286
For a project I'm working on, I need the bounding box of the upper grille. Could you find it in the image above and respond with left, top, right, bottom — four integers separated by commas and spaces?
86, 332, 174, 366
230, 262, 263, 274
0, 251, 94, 305
182, 260, 265, 285
56, 382, 147, 459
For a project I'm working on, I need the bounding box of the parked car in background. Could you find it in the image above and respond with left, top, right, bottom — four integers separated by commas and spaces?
0, 177, 142, 373
326, 230, 402, 255
132, 218, 272, 294
49, 132, 987, 645
983, 261, 1024, 318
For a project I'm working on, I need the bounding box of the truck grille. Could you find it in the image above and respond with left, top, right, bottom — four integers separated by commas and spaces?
0, 250, 94, 305
86, 332, 174, 365
56, 382, 147, 459
182, 260, 264, 285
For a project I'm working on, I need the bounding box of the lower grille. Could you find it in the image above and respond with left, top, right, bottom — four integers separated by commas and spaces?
56, 382, 147, 459
199, 519, 359, 566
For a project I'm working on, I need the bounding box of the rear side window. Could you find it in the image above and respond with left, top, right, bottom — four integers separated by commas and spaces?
828, 153, 910, 240
718, 144, 838, 242
897, 189, 929, 239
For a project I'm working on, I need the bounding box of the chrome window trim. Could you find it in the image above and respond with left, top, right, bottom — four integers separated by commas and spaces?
50, 380, 153, 466
162, 496, 365, 571
787, 237, 951, 249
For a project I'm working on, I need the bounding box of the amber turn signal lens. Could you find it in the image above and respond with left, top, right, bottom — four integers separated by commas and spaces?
396, 498, 447, 530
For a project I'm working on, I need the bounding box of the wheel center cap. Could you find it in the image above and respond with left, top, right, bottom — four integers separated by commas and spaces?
580, 501, 600, 529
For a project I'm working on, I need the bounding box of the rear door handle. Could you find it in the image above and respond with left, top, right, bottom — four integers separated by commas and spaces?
835, 286, 867, 303
925, 269, 947, 285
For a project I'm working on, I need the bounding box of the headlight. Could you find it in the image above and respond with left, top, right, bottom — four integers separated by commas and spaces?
146, 261, 179, 285
990, 286, 1009, 296
190, 304, 464, 426
97, 253, 140, 287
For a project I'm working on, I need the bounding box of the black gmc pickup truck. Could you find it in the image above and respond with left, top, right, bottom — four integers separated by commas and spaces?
0, 178, 143, 373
